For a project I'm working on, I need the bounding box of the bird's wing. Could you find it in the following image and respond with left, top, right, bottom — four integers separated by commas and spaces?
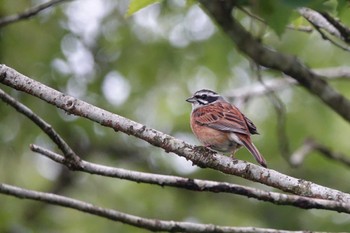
242, 113, 259, 135
193, 102, 250, 135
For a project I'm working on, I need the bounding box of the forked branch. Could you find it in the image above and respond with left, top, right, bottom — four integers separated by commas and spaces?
0, 88, 81, 166
1, 64, 350, 202
28, 144, 350, 213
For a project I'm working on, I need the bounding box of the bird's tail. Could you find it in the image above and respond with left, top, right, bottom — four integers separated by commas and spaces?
241, 139, 267, 168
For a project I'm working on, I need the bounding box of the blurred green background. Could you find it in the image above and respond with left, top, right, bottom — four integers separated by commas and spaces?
1, 0, 350, 232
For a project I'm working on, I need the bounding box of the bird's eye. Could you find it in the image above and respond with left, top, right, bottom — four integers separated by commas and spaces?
201, 94, 207, 99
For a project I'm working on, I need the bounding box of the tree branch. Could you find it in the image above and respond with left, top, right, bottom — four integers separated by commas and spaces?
226, 67, 350, 102
29, 144, 350, 214
199, 1, 350, 124
320, 12, 350, 44
290, 138, 350, 168
252, 63, 290, 163
299, 8, 350, 52
1, 64, 350, 202
3, 183, 308, 233
0, 0, 70, 28
298, 7, 350, 47
0, 88, 81, 166
298, 8, 342, 39
314, 67, 350, 78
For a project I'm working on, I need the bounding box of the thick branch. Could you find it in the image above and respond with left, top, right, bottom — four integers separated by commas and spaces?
1, 64, 350, 203
199, 1, 350, 123
0, 0, 69, 27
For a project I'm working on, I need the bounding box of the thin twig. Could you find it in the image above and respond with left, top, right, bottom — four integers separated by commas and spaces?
316, 143, 350, 167
0, 183, 335, 233
1, 64, 350, 202
227, 67, 350, 101
290, 138, 350, 168
30, 144, 350, 214
238, 7, 313, 33
0, 0, 70, 27
313, 67, 350, 78
226, 78, 296, 102
289, 138, 316, 167
252, 63, 290, 163
0, 88, 81, 167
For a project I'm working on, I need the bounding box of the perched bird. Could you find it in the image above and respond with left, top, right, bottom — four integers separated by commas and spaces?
186, 89, 267, 167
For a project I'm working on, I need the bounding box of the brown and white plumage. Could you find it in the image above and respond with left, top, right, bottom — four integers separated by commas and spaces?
186, 89, 267, 167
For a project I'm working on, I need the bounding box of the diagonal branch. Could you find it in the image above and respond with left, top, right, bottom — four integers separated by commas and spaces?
298, 8, 342, 39
290, 138, 350, 168
0, 88, 81, 166
299, 8, 350, 52
30, 144, 350, 214
298, 7, 350, 46
1, 64, 350, 202
226, 67, 350, 101
321, 12, 350, 44
0, 183, 333, 233
0, 0, 70, 28
199, 1, 350, 124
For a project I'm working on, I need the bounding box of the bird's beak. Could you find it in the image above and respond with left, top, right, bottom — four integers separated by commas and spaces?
186, 97, 196, 103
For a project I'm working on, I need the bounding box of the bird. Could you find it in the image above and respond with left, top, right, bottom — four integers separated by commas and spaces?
186, 89, 267, 167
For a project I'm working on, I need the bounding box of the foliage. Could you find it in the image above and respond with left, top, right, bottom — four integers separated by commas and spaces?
127, 0, 161, 16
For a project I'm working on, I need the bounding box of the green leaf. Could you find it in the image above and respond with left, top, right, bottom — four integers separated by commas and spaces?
290, 15, 309, 28
335, 0, 349, 16
186, 0, 197, 7
281, 0, 328, 10
281, 0, 316, 8
126, 0, 162, 17
253, 0, 293, 37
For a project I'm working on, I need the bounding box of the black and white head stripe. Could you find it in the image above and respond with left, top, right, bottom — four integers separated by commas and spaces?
194, 89, 220, 105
